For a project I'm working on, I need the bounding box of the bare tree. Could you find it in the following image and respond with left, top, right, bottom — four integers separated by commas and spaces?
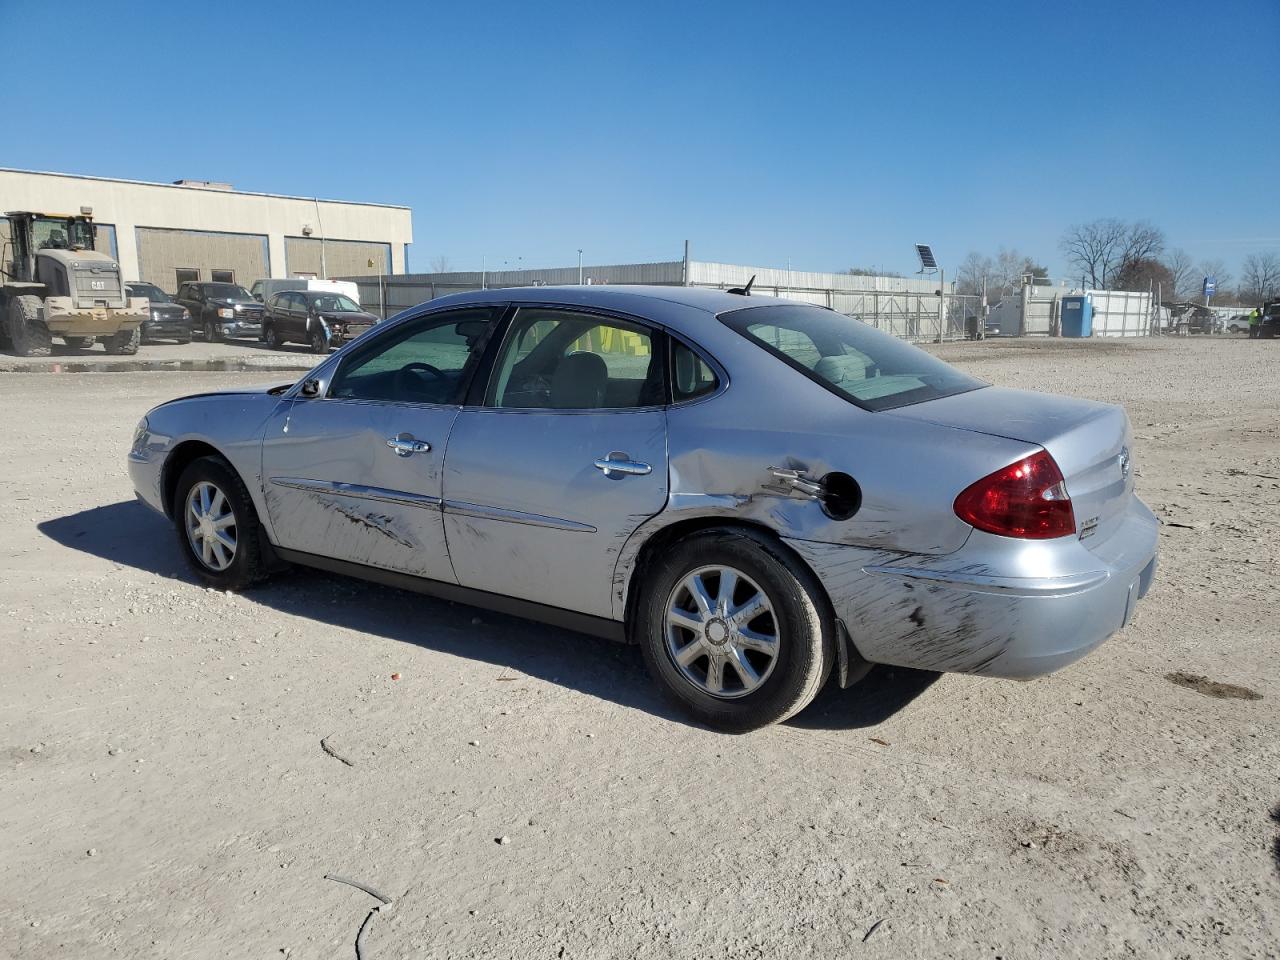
1060, 219, 1127, 288
1112, 257, 1174, 295
1117, 221, 1165, 275
1240, 252, 1280, 304
1164, 249, 1194, 300
429, 255, 452, 274
955, 251, 995, 297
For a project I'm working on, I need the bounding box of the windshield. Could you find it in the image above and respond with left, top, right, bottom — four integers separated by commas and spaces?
313, 294, 361, 312
206, 283, 254, 301
127, 283, 171, 303
720, 303, 985, 411
32, 217, 94, 252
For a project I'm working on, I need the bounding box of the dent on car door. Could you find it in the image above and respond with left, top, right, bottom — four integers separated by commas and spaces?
258, 307, 501, 580
442, 307, 669, 619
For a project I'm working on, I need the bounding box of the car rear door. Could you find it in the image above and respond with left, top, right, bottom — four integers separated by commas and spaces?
441, 306, 669, 620
259, 306, 501, 581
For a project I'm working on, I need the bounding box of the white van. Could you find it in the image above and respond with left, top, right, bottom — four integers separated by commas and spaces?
249, 278, 360, 305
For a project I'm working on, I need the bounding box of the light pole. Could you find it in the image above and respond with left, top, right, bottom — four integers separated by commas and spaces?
578, 249, 583, 285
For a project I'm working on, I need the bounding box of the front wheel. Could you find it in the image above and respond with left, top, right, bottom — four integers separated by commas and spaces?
103, 326, 140, 355
308, 328, 329, 354
172, 456, 269, 590
267, 324, 286, 350
635, 528, 835, 732
203, 318, 222, 342
7, 295, 52, 357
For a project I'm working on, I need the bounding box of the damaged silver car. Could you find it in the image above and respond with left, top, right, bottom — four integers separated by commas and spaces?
128, 286, 1158, 731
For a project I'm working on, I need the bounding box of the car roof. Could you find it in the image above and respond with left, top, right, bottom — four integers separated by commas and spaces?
421, 284, 815, 318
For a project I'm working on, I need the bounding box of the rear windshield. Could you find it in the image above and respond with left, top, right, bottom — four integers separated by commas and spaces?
128, 284, 171, 303
720, 303, 985, 411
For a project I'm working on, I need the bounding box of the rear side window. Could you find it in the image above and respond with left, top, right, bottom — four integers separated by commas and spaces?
487, 308, 663, 410
671, 341, 719, 402
720, 303, 984, 411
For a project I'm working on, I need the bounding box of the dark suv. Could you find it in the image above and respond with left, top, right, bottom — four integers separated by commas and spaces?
1261, 301, 1280, 339
261, 290, 378, 352
125, 282, 192, 344
174, 282, 264, 342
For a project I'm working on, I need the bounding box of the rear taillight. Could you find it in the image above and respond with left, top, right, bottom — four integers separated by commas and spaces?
954, 449, 1075, 539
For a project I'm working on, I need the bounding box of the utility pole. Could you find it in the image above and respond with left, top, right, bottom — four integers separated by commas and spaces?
481, 255, 486, 290
682, 239, 691, 286
313, 197, 327, 279
578, 249, 583, 285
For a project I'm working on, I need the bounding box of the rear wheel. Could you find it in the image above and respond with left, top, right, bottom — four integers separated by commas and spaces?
172, 456, 269, 590
635, 528, 835, 732
7, 295, 52, 357
103, 325, 141, 355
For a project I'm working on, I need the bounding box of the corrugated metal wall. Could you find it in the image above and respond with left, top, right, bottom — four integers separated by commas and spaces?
285, 237, 391, 278
135, 227, 268, 291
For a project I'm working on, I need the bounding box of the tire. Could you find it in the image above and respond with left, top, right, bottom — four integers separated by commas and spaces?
7, 295, 52, 357
308, 328, 329, 354
64, 335, 94, 349
172, 455, 269, 591
634, 527, 836, 732
267, 324, 286, 350
203, 318, 222, 342
103, 325, 141, 355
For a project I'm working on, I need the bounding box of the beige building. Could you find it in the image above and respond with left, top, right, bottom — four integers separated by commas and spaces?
0, 168, 412, 292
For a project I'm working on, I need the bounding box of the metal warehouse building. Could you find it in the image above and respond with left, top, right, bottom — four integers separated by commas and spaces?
0, 168, 412, 292
347, 258, 965, 340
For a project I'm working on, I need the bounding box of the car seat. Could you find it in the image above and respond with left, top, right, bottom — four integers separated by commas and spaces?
550, 351, 609, 408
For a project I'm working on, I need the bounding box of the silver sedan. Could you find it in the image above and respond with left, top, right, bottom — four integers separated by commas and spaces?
128, 286, 1158, 731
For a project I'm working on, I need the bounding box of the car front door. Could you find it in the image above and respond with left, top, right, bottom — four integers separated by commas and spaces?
442, 306, 669, 620
259, 306, 501, 581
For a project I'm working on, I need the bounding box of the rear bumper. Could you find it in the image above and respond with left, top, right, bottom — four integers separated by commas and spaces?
787, 496, 1159, 679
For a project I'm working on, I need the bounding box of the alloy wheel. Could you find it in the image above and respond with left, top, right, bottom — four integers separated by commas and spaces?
185, 481, 237, 571
664, 565, 780, 699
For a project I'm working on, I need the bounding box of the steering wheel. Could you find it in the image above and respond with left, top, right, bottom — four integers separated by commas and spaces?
396, 361, 445, 397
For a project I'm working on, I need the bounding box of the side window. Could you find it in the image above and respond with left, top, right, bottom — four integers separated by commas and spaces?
488, 308, 662, 410
328, 308, 498, 405
671, 341, 720, 402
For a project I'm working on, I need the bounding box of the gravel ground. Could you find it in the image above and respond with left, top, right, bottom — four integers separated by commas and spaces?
1, 335, 1276, 959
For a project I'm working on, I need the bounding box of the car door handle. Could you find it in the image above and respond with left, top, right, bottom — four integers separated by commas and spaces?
593, 452, 652, 478
386, 434, 431, 457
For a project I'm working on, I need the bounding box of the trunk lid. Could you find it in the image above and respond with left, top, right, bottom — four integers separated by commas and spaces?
886, 386, 1135, 546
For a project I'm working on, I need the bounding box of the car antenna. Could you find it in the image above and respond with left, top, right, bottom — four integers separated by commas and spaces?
727, 275, 755, 296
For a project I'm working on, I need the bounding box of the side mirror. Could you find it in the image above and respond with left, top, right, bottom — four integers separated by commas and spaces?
300, 378, 321, 398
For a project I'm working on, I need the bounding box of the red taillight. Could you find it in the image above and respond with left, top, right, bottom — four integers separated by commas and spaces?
954, 449, 1075, 539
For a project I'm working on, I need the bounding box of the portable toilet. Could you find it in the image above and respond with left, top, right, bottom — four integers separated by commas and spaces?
1060, 295, 1092, 337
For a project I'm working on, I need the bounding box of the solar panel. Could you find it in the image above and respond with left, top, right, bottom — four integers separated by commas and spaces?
915, 244, 938, 272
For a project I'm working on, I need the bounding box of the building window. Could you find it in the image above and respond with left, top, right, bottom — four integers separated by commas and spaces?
211, 269, 235, 284
176, 267, 199, 287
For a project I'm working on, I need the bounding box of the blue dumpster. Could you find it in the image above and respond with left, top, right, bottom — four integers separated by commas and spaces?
1061, 295, 1092, 337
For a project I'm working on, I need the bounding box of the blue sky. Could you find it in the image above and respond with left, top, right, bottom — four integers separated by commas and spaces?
4, 0, 1277, 277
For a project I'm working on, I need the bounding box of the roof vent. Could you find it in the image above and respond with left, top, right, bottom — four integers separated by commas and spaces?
173, 179, 234, 191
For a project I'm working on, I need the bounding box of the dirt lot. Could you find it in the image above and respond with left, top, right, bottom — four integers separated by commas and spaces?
1, 336, 1277, 959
